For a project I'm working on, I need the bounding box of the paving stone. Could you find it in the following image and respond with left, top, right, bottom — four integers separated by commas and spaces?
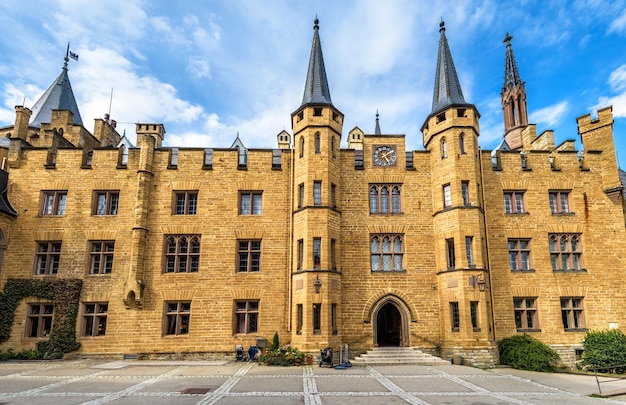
0, 360, 625, 404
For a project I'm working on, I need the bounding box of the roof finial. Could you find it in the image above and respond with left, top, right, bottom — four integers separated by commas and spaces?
314, 15, 319, 30
504, 32, 513, 46
439, 19, 445, 33
64, 42, 70, 69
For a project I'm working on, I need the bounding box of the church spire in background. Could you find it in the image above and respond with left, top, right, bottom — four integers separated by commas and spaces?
501, 33, 528, 149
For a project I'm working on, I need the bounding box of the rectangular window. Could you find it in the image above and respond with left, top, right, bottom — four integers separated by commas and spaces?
331, 183, 336, 208
549, 191, 570, 214
443, 184, 451, 208
235, 300, 258, 334
470, 301, 479, 330
239, 191, 262, 215
514, 297, 538, 331
26, 303, 54, 338
313, 238, 321, 269
446, 238, 455, 269
42, 191, 67, 216
549, 234, 583, 271
504, 191, 525, 214
313, 181, 322, 205
331, 239, 336, 271
238, 240, 261, 272
34, 242, 61, 275
313, 303, 321, 334
369, 184, 401, 214
82, 302, 108, 337
461, 181, 470, 205
298, 183, 304, 208
450, 302, 460, 332
163, 235, 201, 273
561, 297, 586, 331
508, 239, 531, 271
164, 301, 190, 336
465, 236, 474, 267
370, 234, 404, 271
296, 304, 303, 335
331, 303, 337, 335
174, 191, 198, 215
94, 191, 119, 215
297, 239, 304, 271
89, 241, 114, 274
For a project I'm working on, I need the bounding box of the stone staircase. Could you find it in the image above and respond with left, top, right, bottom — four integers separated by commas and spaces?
351, 347, 451, 366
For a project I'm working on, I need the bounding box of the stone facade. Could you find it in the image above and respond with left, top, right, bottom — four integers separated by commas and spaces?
0, 22, 624, 367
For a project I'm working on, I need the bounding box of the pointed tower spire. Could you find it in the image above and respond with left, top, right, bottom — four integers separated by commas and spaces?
30, 49, 83, 127
430, 21, 470, 114
374, 110, 381, 135
501, 33, 528, 149
301, 17, 333, 107
502, 33, 524, 92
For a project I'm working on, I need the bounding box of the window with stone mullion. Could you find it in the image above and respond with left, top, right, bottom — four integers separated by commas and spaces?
164, 235, 200, 273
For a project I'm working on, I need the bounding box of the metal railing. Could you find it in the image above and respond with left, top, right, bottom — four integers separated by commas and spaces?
590, 365, 626, 393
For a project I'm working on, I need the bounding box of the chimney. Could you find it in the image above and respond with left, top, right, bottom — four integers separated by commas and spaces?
14, 106, 32, 141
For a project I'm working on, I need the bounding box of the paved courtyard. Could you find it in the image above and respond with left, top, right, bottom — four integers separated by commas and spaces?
0, 359, 625, 404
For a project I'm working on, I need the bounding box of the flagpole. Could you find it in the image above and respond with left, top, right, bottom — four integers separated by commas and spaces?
108, 88, 114, 119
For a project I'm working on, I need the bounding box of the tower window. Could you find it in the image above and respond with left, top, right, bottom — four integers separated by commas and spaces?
313, 108, 323, 116
313, 181, 322, 205
315, 133, 321, 154
441, 138, 448, 159
313, 303, 321, 334
450, 302, 459, 332
446, 238, 455, 269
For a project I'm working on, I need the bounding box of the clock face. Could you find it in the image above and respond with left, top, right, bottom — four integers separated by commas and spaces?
373, 145, 397, 167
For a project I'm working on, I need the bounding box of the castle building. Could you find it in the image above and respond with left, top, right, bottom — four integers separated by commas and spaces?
0, 19, 624, 366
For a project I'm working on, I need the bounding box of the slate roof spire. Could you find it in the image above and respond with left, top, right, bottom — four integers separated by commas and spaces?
502, 33, 524, 92
30, 48, 83, 127
430, 21, 470, 114
301, 17, 333, 107
374, 110, 381, 135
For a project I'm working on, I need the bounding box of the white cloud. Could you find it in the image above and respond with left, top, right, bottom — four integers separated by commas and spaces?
608, 10, 626, 35
592, 65, 626, 118
71, 48, 203, 131
529, 101, 569, 127
187, 58, 211, 79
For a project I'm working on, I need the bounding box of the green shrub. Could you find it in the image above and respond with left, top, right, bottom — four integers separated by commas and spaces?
270, 332, 280, 352
259, 345, 305, 366
498, 335, 560, 372
0, 348, 44, 361
582, 329, 626, 373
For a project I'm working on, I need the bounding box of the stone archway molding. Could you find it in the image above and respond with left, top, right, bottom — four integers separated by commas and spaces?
362, 289, 418, 323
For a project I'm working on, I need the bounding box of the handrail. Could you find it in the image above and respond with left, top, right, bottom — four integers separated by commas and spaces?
590, 364, 626, 393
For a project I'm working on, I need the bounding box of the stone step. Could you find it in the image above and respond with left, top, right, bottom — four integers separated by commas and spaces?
351, 347, 451, 366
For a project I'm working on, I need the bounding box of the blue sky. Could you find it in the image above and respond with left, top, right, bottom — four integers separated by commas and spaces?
1, 0, 625, 165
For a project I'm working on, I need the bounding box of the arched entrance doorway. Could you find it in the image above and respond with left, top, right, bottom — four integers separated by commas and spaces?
375, 302, 403, 347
